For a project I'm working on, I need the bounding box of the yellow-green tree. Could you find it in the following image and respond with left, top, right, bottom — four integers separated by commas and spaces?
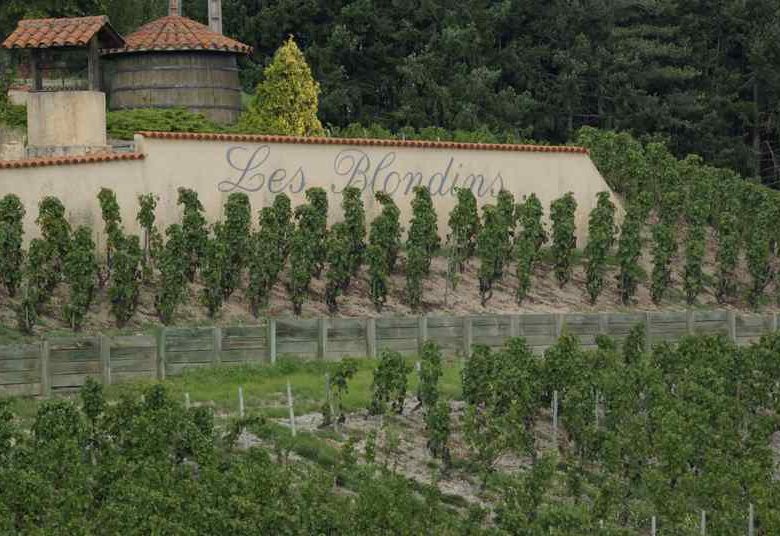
239, 37, 324, 136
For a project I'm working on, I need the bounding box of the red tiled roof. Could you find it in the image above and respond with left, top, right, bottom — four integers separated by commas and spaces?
104, 15, 252, 55
137, 131, 589, 154
0, 152, 144, 169
2, 16, 124, 50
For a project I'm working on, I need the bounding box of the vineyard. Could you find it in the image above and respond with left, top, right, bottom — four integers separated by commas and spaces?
1, 329, 779, 534
2, 130, 780, 339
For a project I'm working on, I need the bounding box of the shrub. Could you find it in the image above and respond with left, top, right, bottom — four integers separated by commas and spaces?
23, 238, 57, 312
63, 226, 97, 331
650, 191, 680, 304
201, 224, 229, 318
220, 193, 252, 299
514, 194, 547, 303
272, 193, 295, 258
447, 187, 480, 279
304, 187, 329, 278
287, 220, 315, 316
369, 350, 411, 415
177, 188, 208, 282
405, 242, 426, 311
496, 189, 516, 266
247, 207, 285, 316
584, 192, 616, 304
425, 400, 451, 464
370, 192, 403, 273
324, 222, 352, 313
322, 359, 358, 426
36, 196, 71, 269
477, 205, 504, 306
97, 188, 122, 272
616, 194, 650, 305
550, 192, 577, 288
342, 186, 366, 276
155, 224, 188, 325
109, 234, 142, 327
0, 194, 25, 296
107, 108, 220, 140
367, 242, 389, 312
418, 341, 442, 411
407, 186, 440, 274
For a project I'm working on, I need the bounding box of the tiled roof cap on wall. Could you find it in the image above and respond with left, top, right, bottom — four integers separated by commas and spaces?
138, 131, 589, 154
103, 15, 252, 55
2, 16, 124, 50
0, 152, 144, 169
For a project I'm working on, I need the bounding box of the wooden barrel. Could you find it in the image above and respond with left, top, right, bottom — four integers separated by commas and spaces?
105, 51, 242, 124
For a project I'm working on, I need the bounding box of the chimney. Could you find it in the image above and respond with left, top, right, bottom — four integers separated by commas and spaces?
169, 0, 180, 17
208, 0, 223, 34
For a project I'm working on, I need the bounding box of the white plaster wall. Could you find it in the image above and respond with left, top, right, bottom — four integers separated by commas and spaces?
1, 134, 621, 247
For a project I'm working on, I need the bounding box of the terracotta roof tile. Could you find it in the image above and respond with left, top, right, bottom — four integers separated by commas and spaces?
137, 131, 588, 154
104, 16, 251, 55
2, 16, 123, 50
0, 152, 144, 169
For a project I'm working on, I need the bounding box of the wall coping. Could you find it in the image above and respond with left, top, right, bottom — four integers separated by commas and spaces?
0, 152, 144, 169
137, 131, 589, 154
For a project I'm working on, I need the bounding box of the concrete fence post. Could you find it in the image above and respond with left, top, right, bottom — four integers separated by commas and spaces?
644, 312, 652, 352
212, 327, 222, 366
555, 313, 565, 338
155, 327, 167, 381
599, 313, 609, 335
686, 309, 695, 335
366, 318, 377, 358
318, 317, 328, 360
462, 316, 473, 358
99, 334, 112, 386
727, 310, 737, 343
417, 315, 428, 354
510, 315, 520, 338
267, 318, 277, 364
40, 339, 51, 397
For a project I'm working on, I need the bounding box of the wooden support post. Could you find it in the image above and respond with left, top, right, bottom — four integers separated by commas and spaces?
510, 315, 520, 338
212, 327, 222, 366
599, 313, 609, 335
318, 317, 328, 360
686, 309, 695, 335
417, 315, 428, 354
462, 316, 473, 357
88, 36, 101, 91
651, 516, 657, 536
645, 312, 653, 352
40, 339, 51, 397
156, 327, 167, 381
185, 392, 191, 410
700, 510, 706, 535
366, 318, 377, 358
267, 319, 277, 364
99, 334, 111, 386
727, 310, 737, 343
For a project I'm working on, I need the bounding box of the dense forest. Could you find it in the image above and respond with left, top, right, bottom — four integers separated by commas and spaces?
3, 1, 780, 187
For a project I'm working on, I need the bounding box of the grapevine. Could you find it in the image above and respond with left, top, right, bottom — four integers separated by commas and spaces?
550, 192, 577, 288
305, 187, 329, 278
366, 242, 389, 312
616, 193, 650, 305
584, 191, 616, 304
109, 234, 142, 327
417, 340, 442, 410
447, 187, 480, 279
477, 205, 504, 306
177, 187, 208, 282
201, 223, 229, 318
220, 193, 252, 300
407, 186, 440, 274
0, 194, 25, 296
36, 196, 71, 271
136, 193, 162, 279
63, 226, 97, 331
369, 349, 411, 415
97, 187, 122, 273
155, 224, 188, 325
650, 191, 680, 304
247, 207, 285, 316
342, 186, 366, 276
324, 222, 352, 313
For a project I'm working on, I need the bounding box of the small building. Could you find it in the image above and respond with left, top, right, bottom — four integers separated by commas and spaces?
101, 0, 252, 124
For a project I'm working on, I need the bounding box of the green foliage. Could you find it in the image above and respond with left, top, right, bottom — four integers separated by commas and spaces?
407, 186, 440, 275
200, 224, 229, 318
177, 187, 208, 283
155, 224, 188, 325
514, 194, 547, 304
476, 205, 504, 306
417, 340, 442, 410
322, 358, 358, 426
287, 222, 314, 316
63, 226, 97, 331
342, 186, 366, 276
496, 189, 516, 264
109, 234, 142, 327
446, 187, 480, 288
36, 196, 71, 269
272, 193, 295, 258
405, 242, 426, 311
247, 207, 286, 316
106, 108, 221, 140
0, 194, 25, 296
550, 192, 578, 288
369, 350, 411, 415
683, 181, 709, 305
370, 192, 403, 273
650, 191, 680, 304
616, 194, 650, 305
303, 187, 329, 277
136, 193, 161, 273
20, 238, 57, 317
425, 400, 451, 464
324, 222, 352, 313
366, 243, 389, 312
220, 193, 252, 300
239, 36, 325, 136
715, 212, 740, 304
97, 188, 122, 271
584, 192, 617, 304
746, 193, 775, 308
